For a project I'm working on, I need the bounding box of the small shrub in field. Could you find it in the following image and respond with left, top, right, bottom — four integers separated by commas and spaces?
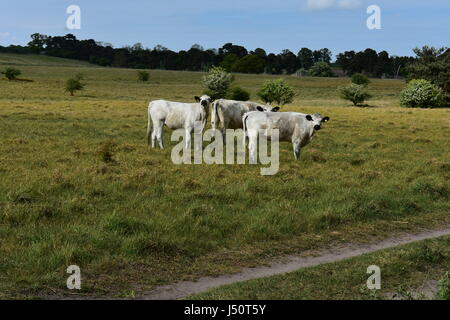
257, 79, 296, 106
338, 84, 372, 106
400, 79, 444, 108
65, 73, 85, 96
2, 68, 21, 80
99, 140, 116, 163
351, 73, 370, 86
137, 71, 150, 82
202, 66, 234, 100
309, 62, 334, 77
226, 86, 250, 101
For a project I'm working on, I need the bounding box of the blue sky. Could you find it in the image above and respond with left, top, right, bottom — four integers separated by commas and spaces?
1, 0, 449, 58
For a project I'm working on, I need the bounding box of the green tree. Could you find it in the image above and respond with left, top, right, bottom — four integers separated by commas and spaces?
137, 70, 150, 82
298, 48, 314, 70
257, 79, 296, 106
220, 54, 239, 72
400, 79, 444, 108
2, 68, 21, 80
202, 66, 234, 100
351, 73, 370, 86
231, 55, 265, 74
406, 46, 450, 94
65, 73, 85, 96
338, 84, 372, 106
309, 62, 334, 77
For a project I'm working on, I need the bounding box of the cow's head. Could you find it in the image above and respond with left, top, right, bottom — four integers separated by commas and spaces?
195, 95, 213, 108
256, 105, 280, 112
305, 113, 330, 131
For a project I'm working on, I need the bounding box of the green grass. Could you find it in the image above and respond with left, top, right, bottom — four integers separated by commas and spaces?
0, 53, 449, 299
190, 236, 450, 300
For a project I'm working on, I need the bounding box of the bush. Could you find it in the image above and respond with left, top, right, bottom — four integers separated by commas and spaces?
137, 71, 150, 82
65, 73, 85, 96
309, 62, 334, 77
257, 79, 296, 106
338, 84, 372, 106
202, 66, 234, 100
400, 79, 444, 108
2, 68, 21, 80
351, 73, 370, 86
226, 86, 250, 101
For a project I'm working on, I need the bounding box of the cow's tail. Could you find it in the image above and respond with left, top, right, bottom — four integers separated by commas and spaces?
211, 100, 219, 131
146, 102, 152, 146
242, 112, 249, 147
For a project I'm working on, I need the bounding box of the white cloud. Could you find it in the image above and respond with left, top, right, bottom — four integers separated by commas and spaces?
305, 0, 362, 11
306, 0, 336, 11
337, 0, 362, 9
0, 32, 11, 38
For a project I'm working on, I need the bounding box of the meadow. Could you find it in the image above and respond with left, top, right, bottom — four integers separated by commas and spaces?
0, 53, 449, 298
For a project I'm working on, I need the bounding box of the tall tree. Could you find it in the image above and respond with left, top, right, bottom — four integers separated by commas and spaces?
298, 48, 314, 70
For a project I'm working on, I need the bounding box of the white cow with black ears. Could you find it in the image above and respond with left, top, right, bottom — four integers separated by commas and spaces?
147, 95, 213, 149
211, 99, 279, 136
243, 111, 330, 162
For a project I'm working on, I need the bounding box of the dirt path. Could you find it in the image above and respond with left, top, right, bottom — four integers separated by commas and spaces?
138, 226, 450, 300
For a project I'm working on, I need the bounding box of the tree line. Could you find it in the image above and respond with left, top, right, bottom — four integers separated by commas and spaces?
0, 33, 418, 78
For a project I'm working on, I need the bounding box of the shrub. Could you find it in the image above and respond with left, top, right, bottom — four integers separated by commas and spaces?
226, 86, 250, 101
2, 68, 21, 80
202, 66, 234, 100
257, 79, 296, 106
309, 62, 334, 77
351, 73, 370, 86
137, 71, 150, 82
65, 73, 85, 96
99, 140, 116, 163
338, 84, 372, 106
400, 79, 444, 108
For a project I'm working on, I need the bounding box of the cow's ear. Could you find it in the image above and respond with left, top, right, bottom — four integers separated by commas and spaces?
257, 106, 265, 112
306, 115, 313, 121
194, 96, 201, 102
322, 116, 330, 122
272, 107, 280, 112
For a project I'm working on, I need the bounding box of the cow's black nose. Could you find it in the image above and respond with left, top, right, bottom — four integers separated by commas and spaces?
314, 125, 321, 131
201, 101, 207, 106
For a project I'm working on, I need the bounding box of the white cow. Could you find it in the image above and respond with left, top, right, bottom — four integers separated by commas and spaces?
243, 112, 330, 161
147, 95, 213, 149
211, 99, 279, 135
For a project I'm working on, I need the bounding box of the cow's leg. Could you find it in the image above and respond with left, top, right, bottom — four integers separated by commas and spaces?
185, 127, 192, 150
155, 120, 164, 149
222, 119, 230, 143
293, 141, 301, 160
248, 130, 258, 164
150, 118, 159, 148
194, 121, 205, 152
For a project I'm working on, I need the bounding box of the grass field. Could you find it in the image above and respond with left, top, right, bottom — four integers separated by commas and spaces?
190, 236, 450, 300
0, 53, 449, 299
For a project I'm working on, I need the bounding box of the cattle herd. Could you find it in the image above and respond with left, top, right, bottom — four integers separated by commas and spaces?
147, 95, 330, 160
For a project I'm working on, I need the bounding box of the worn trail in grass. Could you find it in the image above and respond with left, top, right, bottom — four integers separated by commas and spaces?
138, 227, 450, 299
